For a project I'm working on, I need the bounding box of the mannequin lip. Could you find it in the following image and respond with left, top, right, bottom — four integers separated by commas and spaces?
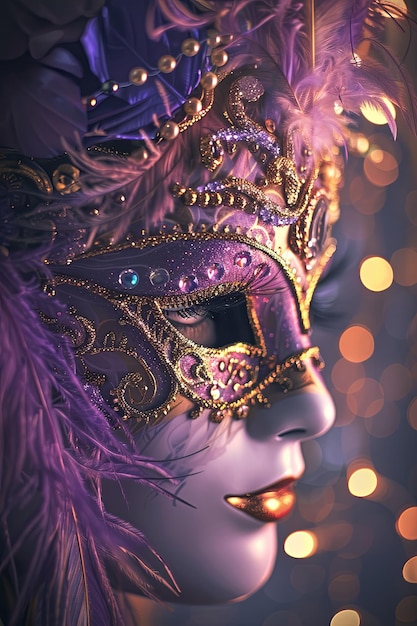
225, 477, 297, 523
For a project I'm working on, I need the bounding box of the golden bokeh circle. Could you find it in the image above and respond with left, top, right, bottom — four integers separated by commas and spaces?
330, 609, 360, 626
407, 398, 417, 431
359, 256, 393, 292
396, 596, 417, 623
391, 248, 417, 286
397, 507, 417, 540
403, 557, 417, 583
348, 467, 378, 497
284, 531, 317, 559
346, 378, 384, 418
339, 326, 374, 363
380, 364, 412, 401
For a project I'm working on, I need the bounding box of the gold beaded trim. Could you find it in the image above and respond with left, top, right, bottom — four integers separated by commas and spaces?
55, 229, 334, 332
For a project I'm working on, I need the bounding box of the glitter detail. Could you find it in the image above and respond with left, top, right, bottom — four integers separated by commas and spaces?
239, 75, 265, 102
179, 274, 199, 293
254, 263, 270, 279
118, 269, 139, 289
234, 251, 252, 268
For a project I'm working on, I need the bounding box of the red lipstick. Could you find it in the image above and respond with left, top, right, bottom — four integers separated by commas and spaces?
225, 477, 296, 523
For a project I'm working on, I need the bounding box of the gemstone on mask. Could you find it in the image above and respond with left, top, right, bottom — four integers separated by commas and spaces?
179, 274, 198, 293
149, 267, 170, 286
254, 263, 270, 279
207, 262, 225, 280
210, 385, 221, 401
118, 269, 139, 289
234, 251, 252, 268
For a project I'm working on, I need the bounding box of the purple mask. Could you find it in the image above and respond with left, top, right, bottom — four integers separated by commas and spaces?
44, 214, 331, 425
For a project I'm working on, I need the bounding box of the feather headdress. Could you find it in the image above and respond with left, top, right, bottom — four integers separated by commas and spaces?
0, 1, 415, 624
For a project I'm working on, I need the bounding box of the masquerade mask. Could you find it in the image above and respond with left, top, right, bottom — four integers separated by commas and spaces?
43, 214, 330, 424
36, 70, 341, 426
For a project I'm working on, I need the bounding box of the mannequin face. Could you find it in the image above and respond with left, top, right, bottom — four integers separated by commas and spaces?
103, 367, 334, 604
48, 217, 335, 604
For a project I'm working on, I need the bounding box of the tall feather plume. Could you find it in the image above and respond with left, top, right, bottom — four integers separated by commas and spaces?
0, 248, 180, 625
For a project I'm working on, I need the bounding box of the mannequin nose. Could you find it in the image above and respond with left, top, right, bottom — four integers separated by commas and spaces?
246, 364, 335, 441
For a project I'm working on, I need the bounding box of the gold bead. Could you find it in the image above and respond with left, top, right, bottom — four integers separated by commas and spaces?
158, 55, 177, 73
210, 385, 221, 401
197, 191, 211, 206
200, 72, 218, 90
236, 405, 250, 419
172, 182, 186, 197
181, 38, 200, 57
128, 67, 148, 85
52, 164, 81, 195
184, 188, 198, 204
220, 34, 234, 44
210, 410, 225, 423
265, 118, 276, 133
207, 29, 221, 48
160, 121, 179, 140
211, 49, 228, 67
184, 97, 203, 116
132, 146, 149, 160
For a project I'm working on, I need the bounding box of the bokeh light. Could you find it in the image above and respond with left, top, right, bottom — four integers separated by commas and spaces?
349, 175, 386, 214
314, 522, 353, 552
396, 596, 417, 623
339, 326, 374, 363
359, 256, 393, 291
391, 248, 417, 286
396, 507, 417, 540
403, 557, 417, 584
363, 146, 399, 187
364, 403, 401, 438
380, 0, 407, 18
360, 98, 396, 125
380, 364, 413, 401
332, 359, 366, 393
328, 573, 360, 603
348, 468, 378, 497
330, 609, 360, 626
407, 398, 417, 431
298, 486, 335, 523
346, 378, 384, 418
364, 148, 398, 187
284, 531, 317, 559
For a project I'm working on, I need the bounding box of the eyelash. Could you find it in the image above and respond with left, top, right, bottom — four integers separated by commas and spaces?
164, 292, 247, 323
171, 305, 208, 320
163, 262, 285, 322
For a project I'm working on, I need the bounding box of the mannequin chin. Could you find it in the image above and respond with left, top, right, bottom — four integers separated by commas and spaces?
103, 368, 335, 605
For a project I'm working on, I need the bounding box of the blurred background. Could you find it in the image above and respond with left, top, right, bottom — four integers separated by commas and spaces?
136, 3, 417, 625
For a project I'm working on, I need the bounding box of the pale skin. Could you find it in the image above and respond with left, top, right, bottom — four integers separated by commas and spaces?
98, 241, 336, 615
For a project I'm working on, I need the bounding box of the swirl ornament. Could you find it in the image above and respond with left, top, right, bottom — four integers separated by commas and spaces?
173, 74, 319, 227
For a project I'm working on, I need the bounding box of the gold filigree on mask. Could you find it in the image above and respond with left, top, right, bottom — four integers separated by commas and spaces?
173, 74, 319, 228
110, 368, 158, 418
44, 268, 323, 424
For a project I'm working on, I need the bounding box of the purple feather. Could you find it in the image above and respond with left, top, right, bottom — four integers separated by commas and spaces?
0, 250, 177, 625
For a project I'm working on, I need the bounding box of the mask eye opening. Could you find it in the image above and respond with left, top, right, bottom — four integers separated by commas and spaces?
161, 292, 258, 349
